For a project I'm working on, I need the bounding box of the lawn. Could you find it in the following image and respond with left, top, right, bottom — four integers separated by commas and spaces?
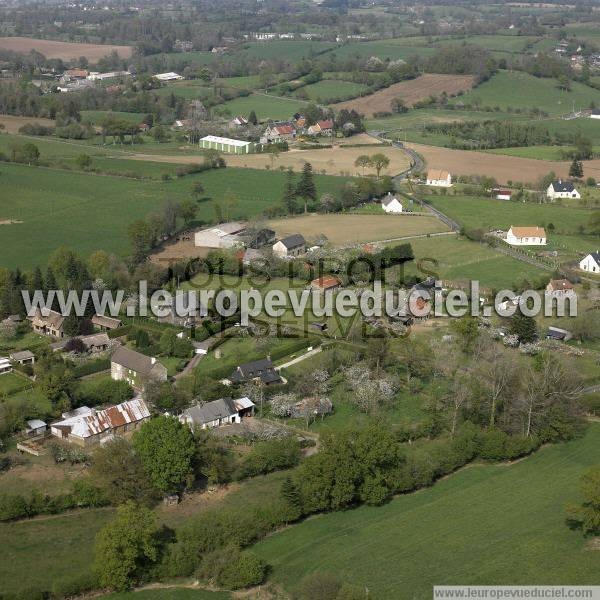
252, 423, 600, 599
450, 71, 599, 116
0, 507, 115, 596
0, 372, 31, 396
0, 162, 349, 269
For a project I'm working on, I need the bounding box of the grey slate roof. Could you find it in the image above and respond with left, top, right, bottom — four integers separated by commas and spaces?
551, 180, 576, 192
183, 398, 238, 425
228, 357, 282, 384
111, 346, 165, 377
279, 234, 306, 250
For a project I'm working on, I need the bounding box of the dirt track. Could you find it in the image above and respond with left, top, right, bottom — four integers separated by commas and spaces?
407, 142, 600, 185
0, 37, 132, 61
332, 74, 475, 117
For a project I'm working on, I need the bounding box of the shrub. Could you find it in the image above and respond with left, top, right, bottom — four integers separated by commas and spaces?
196, 545, 266, 590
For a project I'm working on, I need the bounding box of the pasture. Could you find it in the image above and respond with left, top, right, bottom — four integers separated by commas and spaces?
236, 40, 337, 61
81, 110, 147, 125
333, 74, 475, 116
0, 114, 56, 134
400, 235, 547, 289
0, 36, 131, 61
0, 508, 115, 596
295, 79, 369, 103
252, 423, 600, 599
450, 71, 599, 116
221, 93, 305, 121
267, 213, 449, 246
321, 39, 437, 61
0, 163, 349, 269
426, 195, 591, 234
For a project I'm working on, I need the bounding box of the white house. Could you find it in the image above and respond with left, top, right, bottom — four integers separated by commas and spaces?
426, 169, 452, 187
506, 226, 547, 246
180, 397, 255, 429
580, 251, 600, 273
493, 188, 512, 200
381, 193, 403, 213
590, 109, 600, 120
273, 234, 306, 258
547, 180, 580, 200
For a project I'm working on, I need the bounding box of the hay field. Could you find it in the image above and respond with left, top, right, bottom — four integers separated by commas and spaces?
0, 37, 132, 61
408, 142, 600, 185
333, 74, 475, 116
268, 213, 449, 246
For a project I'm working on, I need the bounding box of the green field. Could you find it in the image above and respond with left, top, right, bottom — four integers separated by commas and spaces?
221, 92, 306, 121
427, 195, 591, 234
321, 39, 436, 61
0, 372, 30, 396
450, 71, 598, 115
236, 40, 337, 61
252, 423, 600, 599
0, 508, 115, 596
485, 145, 574, 161
400, 235, 547, 289
153, 80, 215, 101
294, 79, 369, 103
0, 163, 349, 269
81, 110, 147, 125
435, 33, 539, 54
217, 75, 263, 89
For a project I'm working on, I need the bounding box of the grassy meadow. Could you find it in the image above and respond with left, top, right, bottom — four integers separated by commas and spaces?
450, 71, 599, 115
0, 162, 350, 269
221, 93, 307, 121
252, 423, 600, 599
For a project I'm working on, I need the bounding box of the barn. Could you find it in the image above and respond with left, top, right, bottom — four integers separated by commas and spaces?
200, 135, 255, 154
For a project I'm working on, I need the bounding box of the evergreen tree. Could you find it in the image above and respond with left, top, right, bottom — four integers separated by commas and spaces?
569, 158, 583, 178
282, 168, 297, 214
248, 110, 258, 126
510, 312, 537, 343
32, 266, 44, 293
280, 476, 302, 522
296, 162, 317, 213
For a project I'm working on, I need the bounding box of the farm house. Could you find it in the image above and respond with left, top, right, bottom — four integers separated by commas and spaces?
200, 135, 255, 154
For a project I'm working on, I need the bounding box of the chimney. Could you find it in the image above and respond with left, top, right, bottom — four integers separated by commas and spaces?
151, 357, 156, 365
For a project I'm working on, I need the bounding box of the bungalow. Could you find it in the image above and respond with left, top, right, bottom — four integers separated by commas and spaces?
493, 188, 512, 200
200, 135, 254, 154
506, 226, 547, 246
28, 308, 65, 338
381, 193, 403, 213
579, 251, 600, 273
9, 350, 35, 365
310, 276, 341, 292
547, 180, 580, 200
24, 419, 47, 438
50, 398, 150, 447
180, 396, 255, 429
546, 326, 573, 342
273, 234, 306, 258
225, 358, 283, 386
92, 314, 123, 331
426, 169, 452, 187
545, 279, 575, 297
0, 357, 12, 375
111, 346, 168, 390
